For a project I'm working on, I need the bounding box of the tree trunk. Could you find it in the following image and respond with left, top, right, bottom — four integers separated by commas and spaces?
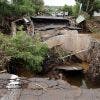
11, 22, 16, 35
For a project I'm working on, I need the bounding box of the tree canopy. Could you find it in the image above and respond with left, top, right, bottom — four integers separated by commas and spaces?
62, 5, 73, 15
32, 0, 44, 14
75, 0, 100, 16
57, 4, 80, 17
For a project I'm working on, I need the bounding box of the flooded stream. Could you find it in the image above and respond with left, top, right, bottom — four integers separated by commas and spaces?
62, 62, 100, 89
16, 62, 100, 89
63, 72, 100, 89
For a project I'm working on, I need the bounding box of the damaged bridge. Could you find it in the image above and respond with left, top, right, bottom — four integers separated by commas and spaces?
31, 16, 70, 29
31, 16, 70, 24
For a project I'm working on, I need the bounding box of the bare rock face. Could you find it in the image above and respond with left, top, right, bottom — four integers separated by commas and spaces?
87, 40, 100, 83
44, 30, 91, 61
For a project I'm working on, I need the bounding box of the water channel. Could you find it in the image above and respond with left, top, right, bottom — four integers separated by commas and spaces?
15, 62, 100, 89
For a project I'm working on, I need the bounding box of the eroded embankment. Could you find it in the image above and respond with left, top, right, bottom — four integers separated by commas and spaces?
42, 29, 100, 85
87, 40, 100, 83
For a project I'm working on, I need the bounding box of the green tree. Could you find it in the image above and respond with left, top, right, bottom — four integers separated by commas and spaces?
72, 2, 80, 17
0, 0, 35, 17
32, 0, 44, 15
75, 0, 100, 16
44, 6, 54, 15
93, 0, 100, 12
62, 5, 73, 16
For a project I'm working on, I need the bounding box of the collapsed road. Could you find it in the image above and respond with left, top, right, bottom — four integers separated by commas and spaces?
0, 73, 100, 100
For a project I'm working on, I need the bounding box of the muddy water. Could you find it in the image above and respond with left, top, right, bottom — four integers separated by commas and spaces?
63, 73, 100, 89
16, 62, 100, 89
63, 72, 100, 89
62, 62, 100, 89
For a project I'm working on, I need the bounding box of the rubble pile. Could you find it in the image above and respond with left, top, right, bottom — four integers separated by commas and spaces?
87, 19, 100, 33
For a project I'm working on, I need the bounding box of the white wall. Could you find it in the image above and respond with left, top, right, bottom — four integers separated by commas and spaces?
93, 11, 100, 16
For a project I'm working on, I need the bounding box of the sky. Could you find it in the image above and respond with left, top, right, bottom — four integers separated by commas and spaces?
44, 0, 76, 6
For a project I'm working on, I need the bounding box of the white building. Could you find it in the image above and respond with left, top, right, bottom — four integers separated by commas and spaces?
93, 11, 100, 16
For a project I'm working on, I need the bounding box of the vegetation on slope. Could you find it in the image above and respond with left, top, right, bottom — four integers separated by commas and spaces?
0, 31, 48, 73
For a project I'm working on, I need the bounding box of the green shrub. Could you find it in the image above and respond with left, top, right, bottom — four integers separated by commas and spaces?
0, 33, 10, 70
0, 31, 48, 72
72, 3, 80, 17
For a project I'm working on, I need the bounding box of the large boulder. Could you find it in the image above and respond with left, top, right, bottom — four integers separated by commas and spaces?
44, 30, 91, 61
